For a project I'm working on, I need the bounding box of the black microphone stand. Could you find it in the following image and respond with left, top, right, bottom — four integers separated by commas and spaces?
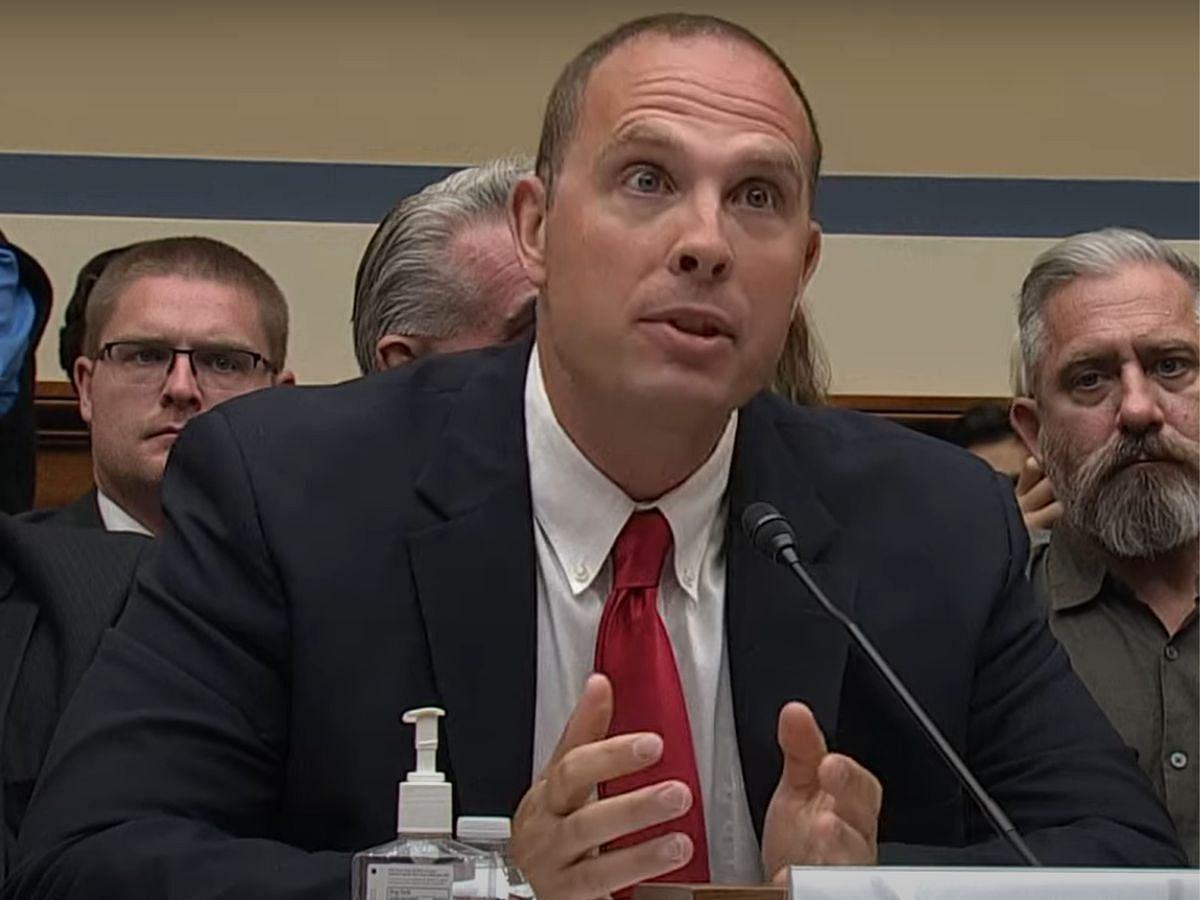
742, 502, 1041, 867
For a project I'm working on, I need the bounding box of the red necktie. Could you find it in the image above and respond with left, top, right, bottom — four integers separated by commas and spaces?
594, 510, 711, 889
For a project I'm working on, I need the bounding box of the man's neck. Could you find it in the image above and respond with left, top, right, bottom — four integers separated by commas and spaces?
537, 349, 732, 502
1103, 539, 1199, 636
96, 476, 162, 536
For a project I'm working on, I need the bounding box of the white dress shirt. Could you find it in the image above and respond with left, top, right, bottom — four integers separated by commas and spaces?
526, 348, 761, 883
97, 489, 153, 537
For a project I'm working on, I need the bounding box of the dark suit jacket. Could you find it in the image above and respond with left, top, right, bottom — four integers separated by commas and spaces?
0, 514, 146, 879
17, 491, 104, 530
7, 340, 1185, 899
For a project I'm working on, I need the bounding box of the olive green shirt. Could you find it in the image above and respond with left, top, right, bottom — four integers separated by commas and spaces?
1032, 526, 1198, 866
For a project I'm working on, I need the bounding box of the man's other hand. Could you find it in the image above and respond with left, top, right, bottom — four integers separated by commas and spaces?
761, 702, 882, 880
510, 674, 696, 900
1016, 456, 1063, 533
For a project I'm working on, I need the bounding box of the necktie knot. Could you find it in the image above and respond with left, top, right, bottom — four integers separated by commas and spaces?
612, 510, 672, 590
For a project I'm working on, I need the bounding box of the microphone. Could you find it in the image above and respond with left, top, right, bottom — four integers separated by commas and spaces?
741, 501, 1041, 867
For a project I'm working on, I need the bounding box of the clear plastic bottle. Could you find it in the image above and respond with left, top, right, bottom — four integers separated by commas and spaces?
456, 817, 534, 899
351, 707, 500, 900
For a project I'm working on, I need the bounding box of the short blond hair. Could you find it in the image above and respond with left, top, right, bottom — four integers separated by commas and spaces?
85, 236, 289, 367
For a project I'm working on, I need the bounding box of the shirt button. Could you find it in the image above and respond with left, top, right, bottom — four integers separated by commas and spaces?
682, 569, 695, 587
1169, 751, 1189, 770
573, 563, 590, 583
1164, 645, 1180, 661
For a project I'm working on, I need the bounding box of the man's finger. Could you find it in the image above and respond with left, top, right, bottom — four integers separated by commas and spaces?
1019, 476, 1056, 512
808, 809, 875, 865
556, 832, 694, 900
552, 779, 693, 863
1027, 500, 1064, 532
544, 673, 614, 776
1014, 456, 1041, 496
777, 701, 827, 794
543, 732, 664, 816
818, 753, 882, 841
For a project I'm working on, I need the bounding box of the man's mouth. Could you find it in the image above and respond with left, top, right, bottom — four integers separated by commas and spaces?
146, 426, 185, 440
644, 307, 735, 341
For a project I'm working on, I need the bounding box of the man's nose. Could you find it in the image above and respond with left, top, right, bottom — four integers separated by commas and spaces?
160, 353, 203, 409
669, 193, 732, 282
1116, 365, 1166, 435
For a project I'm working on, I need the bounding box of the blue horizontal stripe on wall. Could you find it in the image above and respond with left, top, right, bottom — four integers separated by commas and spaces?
0, 152, 1196, 239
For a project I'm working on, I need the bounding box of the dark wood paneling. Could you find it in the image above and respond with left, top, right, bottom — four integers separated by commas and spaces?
34, 381, 93, 509
31, 381, 1009, 510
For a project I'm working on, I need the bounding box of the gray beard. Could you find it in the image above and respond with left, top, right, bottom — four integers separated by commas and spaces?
1043, 427, 1200, 559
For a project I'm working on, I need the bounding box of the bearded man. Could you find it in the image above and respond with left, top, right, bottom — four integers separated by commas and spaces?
1011, 227, 1199, 865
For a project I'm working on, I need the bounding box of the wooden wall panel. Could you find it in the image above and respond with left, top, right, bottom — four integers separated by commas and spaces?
31, 382, 1007, 511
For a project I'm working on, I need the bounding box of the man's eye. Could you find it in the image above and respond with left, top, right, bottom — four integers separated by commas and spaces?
131, 347, 169, 365
737, 182, 778, 210
1155, 357, 1193, 378
623, 167, 666, 194
200, 351, 251, 374
1071, 371, 1104, 391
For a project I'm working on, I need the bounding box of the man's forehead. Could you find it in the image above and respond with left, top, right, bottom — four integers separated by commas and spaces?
104, 274, 264, 338
1045, 266, 1196, 345
1041, 305, 1195, 382
580, 32, 812, 157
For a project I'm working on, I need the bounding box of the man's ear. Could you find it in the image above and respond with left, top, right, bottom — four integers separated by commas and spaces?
74, 356, 95, 427
375, 334, 423, 371
509, 175, 548, 290
1009, 398, 1043, 461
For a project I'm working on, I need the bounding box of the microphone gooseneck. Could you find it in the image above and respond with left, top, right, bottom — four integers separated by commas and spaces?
740, 502, 1041, 867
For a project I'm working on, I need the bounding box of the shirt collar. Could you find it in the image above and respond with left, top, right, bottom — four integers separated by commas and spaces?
1043, 522, 1115, 611
96, 489, 154, 537
525, 344, 736, 602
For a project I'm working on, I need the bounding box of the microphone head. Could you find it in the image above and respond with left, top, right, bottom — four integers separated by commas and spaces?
741, 502, 798, 562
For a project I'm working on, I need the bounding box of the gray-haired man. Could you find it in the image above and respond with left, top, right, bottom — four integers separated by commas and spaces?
352, 157, 537, 373
1010, 227, 1199, 864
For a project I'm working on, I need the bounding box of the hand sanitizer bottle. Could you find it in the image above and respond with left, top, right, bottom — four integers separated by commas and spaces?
351, 707, 498, 900
456, 817, 534, 900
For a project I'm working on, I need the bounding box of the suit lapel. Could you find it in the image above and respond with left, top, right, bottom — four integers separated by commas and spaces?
725, 399, 857, 837
408, 341, 537, 818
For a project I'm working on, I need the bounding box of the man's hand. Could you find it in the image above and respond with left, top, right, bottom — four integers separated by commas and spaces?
761, 702, 882, 880
510, 674, 696, 900
1015, 456, 1062, 533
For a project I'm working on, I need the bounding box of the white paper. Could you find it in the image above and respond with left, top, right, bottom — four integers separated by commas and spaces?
364, 862, 454, 900
788, 866, 1199, 900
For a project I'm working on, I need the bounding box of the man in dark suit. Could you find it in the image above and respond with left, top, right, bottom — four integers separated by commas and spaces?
22, 237, 294, 535
0, 231, 52, 516
6, 13, 1185, 900
0, 513, 146, 879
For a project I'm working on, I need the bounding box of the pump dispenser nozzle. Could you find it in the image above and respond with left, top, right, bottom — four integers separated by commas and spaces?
397, 707, 452, 834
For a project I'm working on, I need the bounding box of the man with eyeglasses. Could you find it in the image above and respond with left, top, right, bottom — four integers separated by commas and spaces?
25, 236, 294, 535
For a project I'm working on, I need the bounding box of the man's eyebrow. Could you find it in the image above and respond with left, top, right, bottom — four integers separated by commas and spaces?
1055, 349, 1118, 378
597, 122, 687, 166
107, 334, 260, 353
740, 149, 806, 188
1135, 338, 1199, 356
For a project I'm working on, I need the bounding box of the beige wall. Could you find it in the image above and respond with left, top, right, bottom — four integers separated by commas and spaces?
3, 0, 1197, 394
4, 0, 1196, 177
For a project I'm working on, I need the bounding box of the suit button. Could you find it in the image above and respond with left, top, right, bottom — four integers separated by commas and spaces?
1169, 751, 1189, 770
1164, 645, 1179, 661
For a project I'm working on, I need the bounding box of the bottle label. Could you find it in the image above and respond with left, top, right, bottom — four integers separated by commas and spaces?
363, 863, 454, 900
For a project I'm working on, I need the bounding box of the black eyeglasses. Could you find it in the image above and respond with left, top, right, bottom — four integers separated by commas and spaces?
96, 341, 276, 393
